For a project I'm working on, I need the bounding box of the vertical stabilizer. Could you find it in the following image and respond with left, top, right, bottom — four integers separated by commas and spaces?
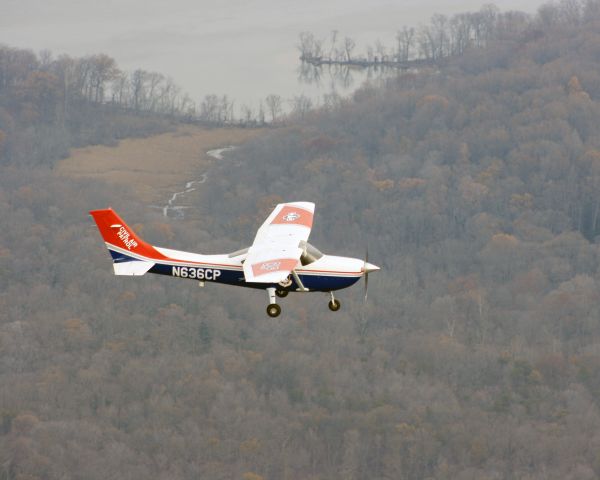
89, 209, 165, 273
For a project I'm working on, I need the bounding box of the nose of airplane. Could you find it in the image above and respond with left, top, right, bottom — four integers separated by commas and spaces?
363, 262, 380, 273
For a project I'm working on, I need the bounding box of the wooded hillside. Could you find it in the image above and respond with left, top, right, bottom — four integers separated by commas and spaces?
3, 1, 600, 479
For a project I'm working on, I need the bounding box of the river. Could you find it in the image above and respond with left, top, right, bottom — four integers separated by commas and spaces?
155, 146, 236, 219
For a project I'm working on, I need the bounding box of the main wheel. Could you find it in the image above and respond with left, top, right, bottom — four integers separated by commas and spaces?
328, 299, 341, 312
276, 289, 289, 298
267, 304, 282, 317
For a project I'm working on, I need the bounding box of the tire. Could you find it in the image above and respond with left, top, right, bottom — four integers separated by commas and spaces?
276, 290, 289, 298
328, 299, 341, 312
267, 304, 281, 317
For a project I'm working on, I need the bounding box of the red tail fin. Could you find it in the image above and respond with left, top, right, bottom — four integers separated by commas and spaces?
89, 208, 166, 260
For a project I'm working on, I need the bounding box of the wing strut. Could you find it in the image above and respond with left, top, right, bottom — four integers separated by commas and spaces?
292, 270, 309, 292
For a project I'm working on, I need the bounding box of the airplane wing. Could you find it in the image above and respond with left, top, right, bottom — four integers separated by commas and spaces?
243, 202, 315, 283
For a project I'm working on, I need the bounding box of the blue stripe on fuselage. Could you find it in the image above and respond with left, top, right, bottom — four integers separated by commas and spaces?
148, 262, 361, 292
108, 248, 137, 263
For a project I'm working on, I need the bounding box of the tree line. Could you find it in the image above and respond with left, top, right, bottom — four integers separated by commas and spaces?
0, 49, 197, 118
0, 47, 293, 122
0, 46, 308, 167
299, 0, 596, 67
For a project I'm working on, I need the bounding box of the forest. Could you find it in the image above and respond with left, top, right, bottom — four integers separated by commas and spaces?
3, 0, 600, 479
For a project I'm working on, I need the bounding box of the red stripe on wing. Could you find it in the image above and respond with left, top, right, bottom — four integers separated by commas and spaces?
251, 258, 299, 278
270, 206, 313, 228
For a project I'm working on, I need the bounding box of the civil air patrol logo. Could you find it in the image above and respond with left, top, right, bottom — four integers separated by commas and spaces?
261, 261, 281, 271
283, 212, 300, 222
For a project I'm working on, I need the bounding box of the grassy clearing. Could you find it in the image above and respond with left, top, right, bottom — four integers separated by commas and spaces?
56, 125, 266, 203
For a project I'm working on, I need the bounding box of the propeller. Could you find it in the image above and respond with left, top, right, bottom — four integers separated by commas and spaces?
362, 247, 380, 304
359, 246, 379, 337
364, 247, 370, 303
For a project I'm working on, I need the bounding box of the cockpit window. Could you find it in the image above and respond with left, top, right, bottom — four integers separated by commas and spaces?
228, 247, 249, 258
229, 243, 323, 266
299, 241, 323, 266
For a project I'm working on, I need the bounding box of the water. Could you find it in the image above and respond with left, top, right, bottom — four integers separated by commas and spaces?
152, 146, 236, 219
158, 177, 207, 219
1, 0, 544, 111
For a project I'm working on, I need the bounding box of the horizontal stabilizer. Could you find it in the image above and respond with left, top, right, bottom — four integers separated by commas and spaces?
113, 261, 155, 276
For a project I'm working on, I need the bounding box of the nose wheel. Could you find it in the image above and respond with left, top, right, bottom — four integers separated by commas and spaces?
328, 292, 341, 311
328, 299, 341, 311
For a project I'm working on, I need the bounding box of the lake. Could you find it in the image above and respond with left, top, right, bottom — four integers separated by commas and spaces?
1, 0, 544, 114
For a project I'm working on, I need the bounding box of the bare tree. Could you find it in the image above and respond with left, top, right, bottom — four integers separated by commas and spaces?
157, 78, 180, 115
298, 32, 323, 60
418, 14, 451, 61
449, 14, 473, 56
257, 100, 265, 124
241, 104, 254, 125
291, 95, 312, 119
145, 72, 164, 111
38, 50, 53, 70
220, 95, 234, 123
265, 94, 283, 123
396, 27, 415, 62
200, 94, 219, 122
343, 37, 356, 62
375, 39, 387, 62
329, 30, 339, 59
111, 71, 130, 106
73, 56, 94, 100
178, 93, 195, 119
471, 4, 499, 47
366, 45, 375, 62
431, 14, 451, 59
130, 69, 147, 111
89, 54, 118, 103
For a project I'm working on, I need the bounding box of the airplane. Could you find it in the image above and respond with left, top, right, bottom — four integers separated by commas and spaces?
89, 202, 380, 317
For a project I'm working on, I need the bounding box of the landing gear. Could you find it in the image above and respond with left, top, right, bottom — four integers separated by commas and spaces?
265, 289, 341, 316
328, 292, 341, 312
266, 287, 281, 317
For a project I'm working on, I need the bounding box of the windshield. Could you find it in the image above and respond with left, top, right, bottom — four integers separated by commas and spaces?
299, 241, 323, 266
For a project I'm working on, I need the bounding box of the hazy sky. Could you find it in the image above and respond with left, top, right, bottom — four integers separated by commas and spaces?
1, 0, 547, 108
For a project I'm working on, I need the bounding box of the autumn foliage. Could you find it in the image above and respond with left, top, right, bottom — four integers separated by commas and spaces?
4, 1, 600, 479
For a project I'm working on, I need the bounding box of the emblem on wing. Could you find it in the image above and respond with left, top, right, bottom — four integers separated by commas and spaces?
260, 261, 282, 272
283, 212, 300, 222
